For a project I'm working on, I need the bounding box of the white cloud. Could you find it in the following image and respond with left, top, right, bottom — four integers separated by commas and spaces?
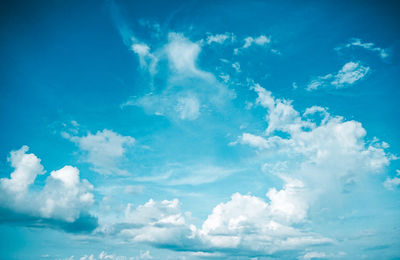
166, 33, 212, 80
239, 83, 393, 213
64, 129, 135, 175
250, 84, 390, 174
331, 62, 370, 87
134, 164, 238, 186
76, 250, 152, 260
175, 96, 200, 120
112, 180, 330, 255
336, 38, 389, 59
253, 83, 311, 134
124, 32, 236, 121
120, 198, 195, 246
234, 35, 276, 55
299, 251, 327, 260
0, 146, 95, 223
307, 62, 369, 91
198, 178, 330, 254
0, 145, 45, 199
239, 133, 270, 149
243, 35, 271, 48
383, 170, 400, 190
139, 250, 152, 259
131, 43, 158, 74
80, 254, 95, 260
206, 32, 235, 44
232, 62, 241, 72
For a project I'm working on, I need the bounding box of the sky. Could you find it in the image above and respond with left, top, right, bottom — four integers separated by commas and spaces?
0, 0, 400, 259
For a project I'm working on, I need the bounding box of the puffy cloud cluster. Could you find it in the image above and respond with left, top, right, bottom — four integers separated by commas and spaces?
63, 129, 135, 175
198, 179, 330, 255
108, 177, 329, 256
307, 61, 370, 90
240, 84, 391, 200
0, 146, 96, 231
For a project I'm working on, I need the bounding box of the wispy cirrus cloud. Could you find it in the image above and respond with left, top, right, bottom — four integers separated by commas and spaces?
121, 32, 236, 121
336, 38, 389, 59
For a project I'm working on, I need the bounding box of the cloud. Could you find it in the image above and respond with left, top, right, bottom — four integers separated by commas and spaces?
105, 178, 329, 256
198, 181, 322, 254
383, 170, 400, 190
250, 84, 390, 173
131, 43, 158, 74
123, 32, 236, 121
336, 38, 389, 59
234, 35, 275, 55
299, 251, 327, 260
205, 32, 236, 45
238, 83, 393, 220
0, 146, 97, 232
331, 62, 370, 87
74, 250, 152, 260
166, 33, 213, 80
243, 35, 271, 48
134, 164, 239, 186
232, 62, 241, 72
253, 83, 311, 134
63, 129, 135, 175
175, 96, 200, 120
306, 62, 369, 91
239, 133, 270, 149
118, 198, 195, 248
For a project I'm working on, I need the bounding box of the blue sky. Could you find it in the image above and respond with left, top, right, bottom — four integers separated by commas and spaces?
1, 0, 400, 259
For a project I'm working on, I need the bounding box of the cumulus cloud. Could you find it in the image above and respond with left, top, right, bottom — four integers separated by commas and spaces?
198, 179, 329, 255
239, 83, 392, 217
306, 62, 369, 91
63, 129, 135, 175
106, 178, 329, 256
0, 146, 97, 232
250, 84, 389, 172
336, 38, 389, 59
